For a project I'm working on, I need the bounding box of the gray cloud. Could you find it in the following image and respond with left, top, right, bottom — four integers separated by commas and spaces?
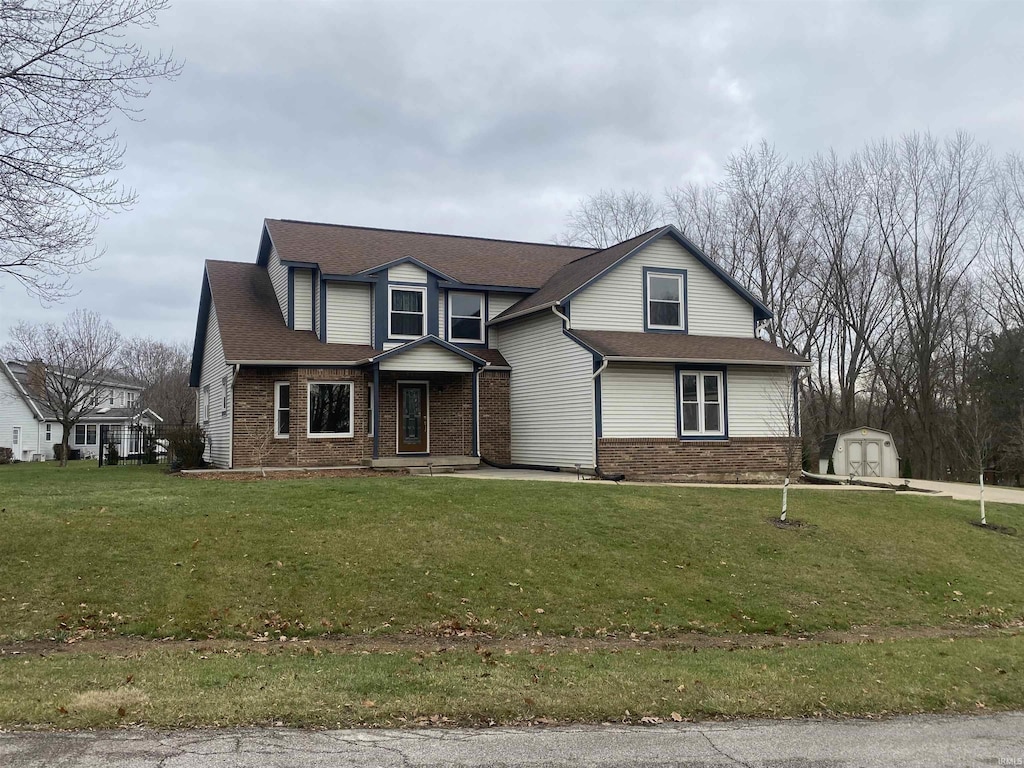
2, 0, 1023, 345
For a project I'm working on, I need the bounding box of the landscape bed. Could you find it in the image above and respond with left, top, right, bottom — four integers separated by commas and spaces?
0, 461, 1021, 727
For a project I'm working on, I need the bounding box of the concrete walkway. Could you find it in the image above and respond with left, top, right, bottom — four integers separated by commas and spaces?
427, 467, 1024, 505
2, 713, 1022, 767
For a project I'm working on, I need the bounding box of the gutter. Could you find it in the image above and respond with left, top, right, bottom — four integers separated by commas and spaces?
592, 358, 608, 379
487, 300, 559, 327
601, 356, 811, 367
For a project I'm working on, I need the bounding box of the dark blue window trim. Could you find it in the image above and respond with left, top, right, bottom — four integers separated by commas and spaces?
471, 369, 480, 457
372, 364, 380, 459
319, 278, 328, 342
445, 289, 488, 348
643, 266, 688, 334
675, 364, 729, 441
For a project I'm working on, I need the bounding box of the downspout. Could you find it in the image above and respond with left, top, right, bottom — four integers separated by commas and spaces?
551, 305, 571, 329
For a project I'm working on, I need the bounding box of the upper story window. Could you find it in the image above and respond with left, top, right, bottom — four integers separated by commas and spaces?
448, 292, 484, 343
646, 271, 685, 331
679, 370, 724, 437
126, 391, 136, 408
389, 286, 426, 339
108, 389, 115, 405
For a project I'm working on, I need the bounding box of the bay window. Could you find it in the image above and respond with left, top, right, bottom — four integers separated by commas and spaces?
448, 291, 484, 343
389, 286, 426, 338
679, 370, 724, 437
307, 382, 353, 438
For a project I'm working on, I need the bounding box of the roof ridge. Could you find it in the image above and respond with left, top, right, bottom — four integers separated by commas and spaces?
269, 218, 594, 252
559, 226, 666, 266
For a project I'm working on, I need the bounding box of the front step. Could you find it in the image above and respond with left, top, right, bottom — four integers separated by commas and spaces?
369, 455, 480, 469
407, 465, 459, 475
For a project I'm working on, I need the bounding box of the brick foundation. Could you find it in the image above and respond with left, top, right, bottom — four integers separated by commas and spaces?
597, 437, 800, 483
231, 366, 510, 468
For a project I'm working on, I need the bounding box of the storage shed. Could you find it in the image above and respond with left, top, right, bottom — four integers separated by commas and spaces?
819, 427, 901, 478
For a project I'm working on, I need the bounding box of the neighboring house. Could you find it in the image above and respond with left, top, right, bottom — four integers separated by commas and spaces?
189, 219, 809, 481
0, 359, 162, 461
819, 427, 901, 479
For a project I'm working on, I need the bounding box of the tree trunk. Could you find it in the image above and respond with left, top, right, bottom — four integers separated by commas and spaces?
60, 432, 70, 468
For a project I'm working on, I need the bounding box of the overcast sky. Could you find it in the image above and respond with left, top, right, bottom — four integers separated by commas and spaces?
2, 0, 1023, 346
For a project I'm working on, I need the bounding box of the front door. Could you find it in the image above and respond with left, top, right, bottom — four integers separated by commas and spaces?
397, 382, 428, 453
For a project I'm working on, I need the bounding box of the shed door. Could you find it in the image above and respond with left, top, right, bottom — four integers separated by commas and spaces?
12, 426, 21, 454
847, 440, 864, 476
864, 440, 882, 477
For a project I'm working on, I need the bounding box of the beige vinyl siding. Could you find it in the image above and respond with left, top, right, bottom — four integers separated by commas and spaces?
600, 364, 677, 438
293, 268, 313, 331
570, 238, 754, 337
379, 344, 474, 372
199, 303, 232, 468
326, 283, 372, 345
388, 262, 428, 283
438, 290, 446, 339
726, 366, 793, 437
499, 312, 595, 468
487, 293, 521, 348
267, 248, 289, 323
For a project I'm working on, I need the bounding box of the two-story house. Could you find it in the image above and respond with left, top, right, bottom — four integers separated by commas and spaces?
0, 359, 162, 461
189, 220, 808, 480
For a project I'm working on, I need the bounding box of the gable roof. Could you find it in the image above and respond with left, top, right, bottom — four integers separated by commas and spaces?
190, 261, 510, 380
568, 330, 809, 366
258, 219, 593, 289
368, 335, 488, 367
491, 226, 773, 325
1, 359, 45, 421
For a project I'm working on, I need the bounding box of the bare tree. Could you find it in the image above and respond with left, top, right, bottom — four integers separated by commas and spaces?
989, 153, 1024, 331
117, 336, 194, 425
3, 309, 121, 465
0, 0, 180, 302
863, 133, 992, 479
557, 189, 662, 248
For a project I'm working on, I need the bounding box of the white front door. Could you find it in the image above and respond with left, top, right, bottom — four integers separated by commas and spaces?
11, 426, 21, 457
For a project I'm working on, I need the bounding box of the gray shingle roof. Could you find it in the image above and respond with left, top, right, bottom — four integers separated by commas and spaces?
263, 219, 592, 289
569, 329, 808, 365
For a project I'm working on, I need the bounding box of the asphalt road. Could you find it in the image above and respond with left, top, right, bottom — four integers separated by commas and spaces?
2, 712, 1022, 767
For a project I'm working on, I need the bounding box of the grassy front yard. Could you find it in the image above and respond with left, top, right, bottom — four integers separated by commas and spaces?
0, 461, 1021, 726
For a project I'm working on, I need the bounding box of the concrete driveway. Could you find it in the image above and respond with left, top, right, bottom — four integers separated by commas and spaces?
2, 713, 1022, 767
904, 478, 1024, 505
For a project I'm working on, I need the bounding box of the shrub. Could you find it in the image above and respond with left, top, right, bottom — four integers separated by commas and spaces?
0, 446, 12, 465
106, 441, 119, 466
165, 425, 206, 470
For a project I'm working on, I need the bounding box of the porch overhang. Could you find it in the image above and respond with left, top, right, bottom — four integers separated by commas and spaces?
368, 335, 488, 373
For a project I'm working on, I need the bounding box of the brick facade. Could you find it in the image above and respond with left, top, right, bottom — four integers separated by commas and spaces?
597, 436, 800, 483
478, 370, 511, 464
231, 366, 510, 468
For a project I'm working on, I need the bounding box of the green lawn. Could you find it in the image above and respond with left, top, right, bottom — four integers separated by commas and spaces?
0, 461, 1021, 641
1, 636, 1021, 728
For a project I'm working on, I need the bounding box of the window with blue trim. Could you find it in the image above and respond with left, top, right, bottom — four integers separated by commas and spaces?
448, 291, 484, 343
647, 272, 684, 330
389, 286, 426, 338
680, 371, 723, 436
